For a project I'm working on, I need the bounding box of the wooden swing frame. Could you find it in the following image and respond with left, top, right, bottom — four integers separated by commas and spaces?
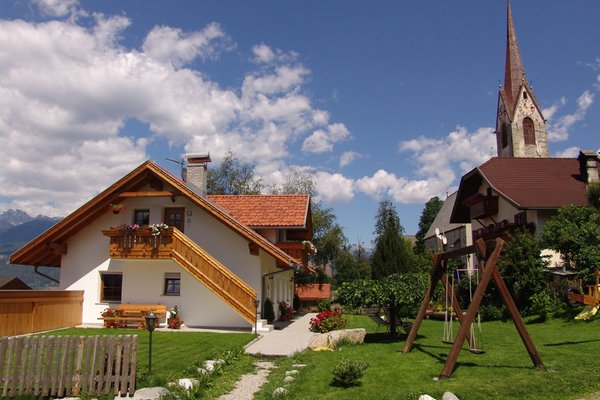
403, 237, 545, 379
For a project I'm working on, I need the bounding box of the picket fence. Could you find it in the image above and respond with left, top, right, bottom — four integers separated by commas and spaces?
0, 334, 137, 398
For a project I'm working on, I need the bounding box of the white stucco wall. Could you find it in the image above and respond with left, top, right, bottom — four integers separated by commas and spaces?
59, 194, 287, 328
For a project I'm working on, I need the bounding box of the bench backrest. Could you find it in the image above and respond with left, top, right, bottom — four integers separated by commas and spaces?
117, 304, 168, 316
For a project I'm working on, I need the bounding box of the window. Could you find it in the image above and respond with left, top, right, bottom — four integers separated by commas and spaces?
523, 117, 535, 145
501, 124, 508, 148
164, 208, 185, 232
164, 273, 181, 296
101, 273, 122, 302
134, 209, 150, 226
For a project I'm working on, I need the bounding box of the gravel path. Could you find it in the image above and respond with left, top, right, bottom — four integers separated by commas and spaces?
217, 361, 275, 400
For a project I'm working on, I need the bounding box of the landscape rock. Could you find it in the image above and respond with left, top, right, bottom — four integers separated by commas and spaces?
283, 375, 295, 383
285, 369, 299, 376
307, 328, 367, 349
292, 364, 306, 368
443, 392, 460, 400
197, 367, 210, 375
418, 395, 436, 400
272, 387, 289, 398
177, 378, 198, 389
123, 387, 169, 400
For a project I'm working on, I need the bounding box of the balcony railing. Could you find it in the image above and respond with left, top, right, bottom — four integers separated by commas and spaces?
102, 228, 173, 259
276, 241, 309, 267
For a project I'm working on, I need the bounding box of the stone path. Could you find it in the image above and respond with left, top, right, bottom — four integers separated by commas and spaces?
217, 361, 275, 400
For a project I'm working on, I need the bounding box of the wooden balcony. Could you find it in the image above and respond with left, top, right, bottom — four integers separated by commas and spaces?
103, 228, 174, 259
464, 193, 499, 220
276, 241, 309, 267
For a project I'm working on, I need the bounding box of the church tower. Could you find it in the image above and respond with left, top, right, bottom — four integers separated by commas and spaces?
495, 1, 548, 158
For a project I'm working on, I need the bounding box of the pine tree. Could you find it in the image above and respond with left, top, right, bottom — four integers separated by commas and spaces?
371, 200, 411, 279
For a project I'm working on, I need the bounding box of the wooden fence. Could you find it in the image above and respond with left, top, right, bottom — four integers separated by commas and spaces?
0, 334, 137, 397
0, 291, 84, 337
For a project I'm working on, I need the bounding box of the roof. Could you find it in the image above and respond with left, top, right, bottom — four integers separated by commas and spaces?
295, 283, 331, 301
208, 195, 310, 228
451, 157, 593, 223
424, 192, 466, 239
0, 276, 31, 290
10, 161, 300, 269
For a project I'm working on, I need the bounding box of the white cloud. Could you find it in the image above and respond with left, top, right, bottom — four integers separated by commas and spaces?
302, 123, 350, 154
142, 22, 232, 67
32, 0, 80, 17
0, 12, 351, 217
547, 90, 595, 141
542, 97, 566, 120
339, 151, 362, 168
314, 172, 354, 203
252, 44, 275, 64
554, 146, 580, 158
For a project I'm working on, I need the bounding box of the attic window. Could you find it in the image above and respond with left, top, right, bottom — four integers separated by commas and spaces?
134, 209, 150, 225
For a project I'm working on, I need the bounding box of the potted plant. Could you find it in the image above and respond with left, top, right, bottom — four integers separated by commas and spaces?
108, 203, 125, 214
167, 305, 183, 329
101, 307, 118, 328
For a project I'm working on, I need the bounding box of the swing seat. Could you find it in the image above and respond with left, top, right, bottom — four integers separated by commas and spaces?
469, 348, 485, 355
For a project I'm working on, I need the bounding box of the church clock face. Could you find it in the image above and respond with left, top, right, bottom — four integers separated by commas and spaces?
518, 98, 535, 116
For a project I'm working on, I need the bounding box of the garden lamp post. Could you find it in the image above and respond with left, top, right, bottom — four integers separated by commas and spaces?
253, 298, 260, 334
145, 311, 158, 374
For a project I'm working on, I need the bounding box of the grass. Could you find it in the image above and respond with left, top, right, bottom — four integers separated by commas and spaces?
37, 327, 256, 396
256, 313, 600, 400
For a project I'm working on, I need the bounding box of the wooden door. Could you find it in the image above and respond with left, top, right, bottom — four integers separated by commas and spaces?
165, 207, 185, 233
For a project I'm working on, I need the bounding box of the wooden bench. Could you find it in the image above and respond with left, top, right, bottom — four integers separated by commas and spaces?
99, 304, 168, 329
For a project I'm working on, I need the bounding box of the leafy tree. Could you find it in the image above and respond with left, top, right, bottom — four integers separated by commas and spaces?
333, 243, 372, 285
311, 203, 347, 281
207, 151, 263, 195
586, 181, 600, 209
542, 204, 600, 281
371, 200, 411, 279
270, 166, 315, 195
335, 272, 429, 336
414, 196, 444, 254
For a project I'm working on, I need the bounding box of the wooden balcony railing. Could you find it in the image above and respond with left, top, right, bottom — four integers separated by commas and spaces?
102, 228, 257, 324
276, 241, 308, 267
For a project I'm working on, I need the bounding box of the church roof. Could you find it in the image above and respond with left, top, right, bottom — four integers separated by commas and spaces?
451, 157, 593, 223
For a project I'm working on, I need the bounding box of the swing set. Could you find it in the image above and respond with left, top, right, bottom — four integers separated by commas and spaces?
403, 237, 546, 380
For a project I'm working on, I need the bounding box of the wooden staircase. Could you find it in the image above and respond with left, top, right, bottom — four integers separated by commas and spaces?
103, 228, 257, 324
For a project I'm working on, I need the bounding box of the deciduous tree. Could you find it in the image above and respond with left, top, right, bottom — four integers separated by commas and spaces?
414, 196, 443, 254
207, 151, 263, 195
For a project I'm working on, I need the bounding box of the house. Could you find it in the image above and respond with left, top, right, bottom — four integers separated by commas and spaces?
424, 192, 472, 253
0, 276, 31, 290
10, 154, 313, 330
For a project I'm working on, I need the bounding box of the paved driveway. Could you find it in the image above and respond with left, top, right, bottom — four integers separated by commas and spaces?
245, 313, 318, 356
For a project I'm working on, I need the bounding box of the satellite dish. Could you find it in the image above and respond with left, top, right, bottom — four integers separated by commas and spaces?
435, 228, 440, 236
442, 237, 448, 245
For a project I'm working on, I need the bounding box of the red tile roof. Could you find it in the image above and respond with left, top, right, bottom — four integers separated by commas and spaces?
452, 157, 596, 223
208, 195, 310, 228
295, 284, 331, 301
479, 157, 589, 208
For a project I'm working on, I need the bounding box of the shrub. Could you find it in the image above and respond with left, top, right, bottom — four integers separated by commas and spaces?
309, 310, 346, 333
264, 298, 275, 323
529, 289, 561, 320
317, 299, 331, 312
331, 358, 368, 387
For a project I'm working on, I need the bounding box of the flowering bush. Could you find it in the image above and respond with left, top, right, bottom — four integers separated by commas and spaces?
120, 223, 140, 235
309, 310, 346, 333
278, 301, 294, 321
101, 308, 117, 317
149, 223, 169, 236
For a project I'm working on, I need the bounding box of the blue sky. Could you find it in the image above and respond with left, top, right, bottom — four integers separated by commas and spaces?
0, 0, 599, 245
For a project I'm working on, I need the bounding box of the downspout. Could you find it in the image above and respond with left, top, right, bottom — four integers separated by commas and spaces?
34, 266, 60, 284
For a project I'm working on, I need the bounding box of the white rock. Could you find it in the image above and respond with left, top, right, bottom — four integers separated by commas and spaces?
308, 328, 367, 349
442, 392, 460, 400
273, 387, 289, 398
216, 359, 226, 365
285, 370, 299, 376
419, 395, 436, 400
197, 367, 210, 375
177, 378, 198, 389
123, 387, 169, 400
283, 375, 295, 383
292, 364, 306, 368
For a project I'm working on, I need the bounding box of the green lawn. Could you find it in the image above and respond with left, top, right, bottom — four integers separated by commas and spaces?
257, 313, 600, 400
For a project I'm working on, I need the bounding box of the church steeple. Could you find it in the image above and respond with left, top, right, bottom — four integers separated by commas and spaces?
495, 0, 548, 158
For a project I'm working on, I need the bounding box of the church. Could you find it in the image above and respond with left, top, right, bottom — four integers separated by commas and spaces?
445, 2, 598, 255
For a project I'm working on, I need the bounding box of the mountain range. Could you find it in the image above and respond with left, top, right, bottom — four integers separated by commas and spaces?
0, 209, 61, 288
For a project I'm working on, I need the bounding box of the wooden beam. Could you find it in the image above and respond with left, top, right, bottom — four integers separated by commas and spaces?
49, 242, 67, 255
119, 191, 175, 197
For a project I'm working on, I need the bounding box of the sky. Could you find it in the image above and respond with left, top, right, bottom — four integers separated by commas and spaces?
0, 0, 599, 245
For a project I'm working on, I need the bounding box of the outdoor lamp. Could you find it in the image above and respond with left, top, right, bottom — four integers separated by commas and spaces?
145, 311, 158, 374
253, 298, 260, 334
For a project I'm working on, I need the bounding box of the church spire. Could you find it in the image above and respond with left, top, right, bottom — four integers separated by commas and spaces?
503, 0, 527, 113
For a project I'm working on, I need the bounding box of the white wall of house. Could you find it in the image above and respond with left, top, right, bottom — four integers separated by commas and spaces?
59, 194, 286, 327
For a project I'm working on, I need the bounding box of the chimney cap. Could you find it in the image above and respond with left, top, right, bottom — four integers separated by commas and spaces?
185, 152, 211, 164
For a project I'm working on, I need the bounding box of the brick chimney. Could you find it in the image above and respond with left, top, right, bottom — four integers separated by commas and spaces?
578, 150, 599, 184
183, 153, 211, 197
